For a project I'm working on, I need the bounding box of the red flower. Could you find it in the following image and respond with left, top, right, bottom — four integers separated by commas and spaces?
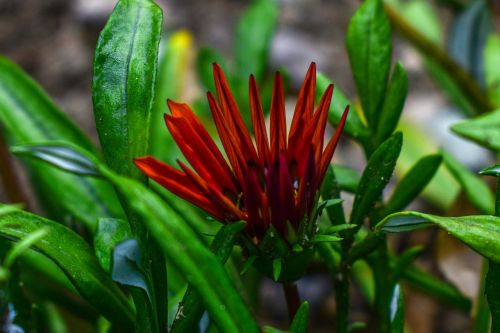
135, 63, 348, 242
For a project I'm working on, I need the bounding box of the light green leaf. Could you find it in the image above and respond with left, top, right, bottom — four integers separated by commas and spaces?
290, 301, 309, 333
94, 218, 132, 272
377, 211, 500, 262
484, 34, 500, 107
442, 150, 494, 214
451, 109, 500, 151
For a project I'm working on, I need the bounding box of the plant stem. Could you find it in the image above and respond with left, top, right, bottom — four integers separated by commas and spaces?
335, 260, 350, 333
383, 2, 494, 114
283, 283, 301, 321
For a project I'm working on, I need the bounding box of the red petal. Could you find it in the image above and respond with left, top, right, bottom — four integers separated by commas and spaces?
249, 75, 271, 166
212, 64, 259, 165
243, 167, 268, 238
134, 156, 225, 220
270, 71, 287, 161
318, 106, 349, 186
278, 154, 297, 227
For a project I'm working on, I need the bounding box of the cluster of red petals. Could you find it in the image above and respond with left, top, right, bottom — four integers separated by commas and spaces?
134, 63, 348, 240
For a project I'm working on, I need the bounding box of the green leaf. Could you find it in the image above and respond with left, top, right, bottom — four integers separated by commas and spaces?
451, 108, 500, 151
99, 169, 259, 332
346, 0, 391, 128
320, 166, 347, 226
385, 154, 442, 214
484, 35, 500, 107
112, 238, 151, 299
12, 143, 101, 177
0, 207, 134, 327
312, 234, 343, 243
350, 132, 402, 227
389, 284, 405, 333
0, 57, 123, 230
376, 63, 408, 143
486, 261, 500, 331
442, 150, 494, 214
333, 165, 361, 193
290, 301, 309, 333
391, 246, 424, 282
448, 0, 491, 85
377, 211, 500, 262
272, 258, 282, 281
92, 0, 163, 179
317, 73, 370, 141
94, 218, 132, 272
402, 265, 471, 312
234, 0, 278, 83
3, 228, 48, 269
171, 222, 246, 333
150, 30, 193, 164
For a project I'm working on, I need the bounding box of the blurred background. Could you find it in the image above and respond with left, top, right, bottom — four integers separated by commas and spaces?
0, 0, 499, 332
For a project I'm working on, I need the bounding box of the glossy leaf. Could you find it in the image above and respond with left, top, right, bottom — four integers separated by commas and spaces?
377, 211, 500, 263
171, 222, 246, 333
92, 0, 162, 179
451, 108, 500, 151
442, 150, 494, 214
112, 238, 151, 299
0, 207, 134, 327
389, 284, 404, 333
12, 143, 101, 177
484, 35, 500, 107
448, 0, 491, 84
98, 169, 259, 332
346, 0, 391, 128
150, 31, 193, 164
94, 218, 131, 272
385, 154, 442, 214
234, 0, 278, 83
3, 228, 48, 269
290, 301, 309, 333
350, 132, 402, 227
376, 63, 408, 143
0, 56, 123, 230
317, 73, 369, 141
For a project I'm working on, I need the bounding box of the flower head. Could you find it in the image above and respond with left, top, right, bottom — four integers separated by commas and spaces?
135, 63, 348, 244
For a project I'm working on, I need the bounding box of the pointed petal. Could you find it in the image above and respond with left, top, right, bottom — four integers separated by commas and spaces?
212, 64, 259, 165
296, 149, 316, 220
278, 154, 296, 227
270, 71, 287, 161
318, 106, 349, 185
249, 75, 271, 166
134, 157, 225, 219
243, 167, 268, 238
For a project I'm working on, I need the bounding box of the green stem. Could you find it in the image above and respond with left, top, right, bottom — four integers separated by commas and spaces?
335, 260, 350, 333
373, 237, 391, 333
283, 283, 301, 322
383, 2, 494, 114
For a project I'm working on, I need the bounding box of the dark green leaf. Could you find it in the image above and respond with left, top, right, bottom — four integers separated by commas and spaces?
350, 132, 402, 227
0, 207, 134, 327
290, 301, 309, 333
320, 166, 346, 226
480, 164, 500, 177
391, 246, 424, 282
112, 238, 151, 299
389, 284, 404, 333
0, 57, 123, 230
94, 218, 132, 272
346, 0, 391, 128
442, 150, 494, 214
234, 0, 278, 83
448, 0, 491, 85
385, 154, 442, 214
376, 63, 408, 143
316, 73, 370, 141
171, 222, 245, 333
377, 211, 500, 262
451, 108, 500, 151
92, 0, 162, 179
486, 261, 500, 331
312, 235, 343, 243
